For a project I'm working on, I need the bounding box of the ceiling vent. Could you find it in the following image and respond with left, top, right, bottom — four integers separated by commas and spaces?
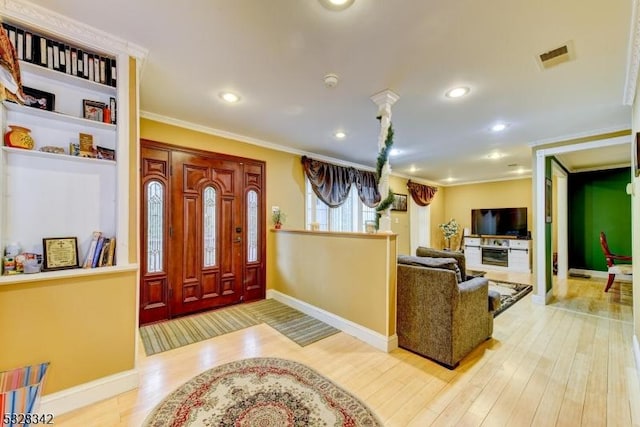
536, 41, 574, 70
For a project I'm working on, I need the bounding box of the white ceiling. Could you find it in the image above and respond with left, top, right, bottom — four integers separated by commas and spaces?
25, 0, 634, 185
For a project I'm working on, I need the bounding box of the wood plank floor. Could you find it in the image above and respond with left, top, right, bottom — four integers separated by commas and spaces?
54, 275, 639, 426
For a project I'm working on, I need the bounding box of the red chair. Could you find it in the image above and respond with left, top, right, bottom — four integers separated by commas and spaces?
599, 231, 632, 292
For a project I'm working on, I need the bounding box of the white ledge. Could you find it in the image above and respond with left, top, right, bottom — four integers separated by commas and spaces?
0, 263, 138, 286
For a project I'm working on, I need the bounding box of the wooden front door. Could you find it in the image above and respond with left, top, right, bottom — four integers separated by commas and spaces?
169, 151, 243, 316
140, 140, 265, 324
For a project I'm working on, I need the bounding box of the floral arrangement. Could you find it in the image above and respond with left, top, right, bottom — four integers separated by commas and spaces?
439, 218, 460, 248
272, 210, 286, 229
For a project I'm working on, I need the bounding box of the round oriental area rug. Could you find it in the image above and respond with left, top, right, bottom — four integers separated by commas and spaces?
143, 357, 382, 426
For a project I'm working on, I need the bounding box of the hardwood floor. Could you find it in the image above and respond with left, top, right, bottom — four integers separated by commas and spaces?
54, 276, 639, 426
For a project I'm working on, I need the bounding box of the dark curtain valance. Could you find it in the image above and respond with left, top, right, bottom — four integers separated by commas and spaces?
301, 156, 381, 208
407, 180, 438, 206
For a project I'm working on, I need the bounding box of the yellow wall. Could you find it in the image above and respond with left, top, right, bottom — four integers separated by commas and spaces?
272, 230, 397, 336
0, 272, 137, 393
441, 178, 532, 245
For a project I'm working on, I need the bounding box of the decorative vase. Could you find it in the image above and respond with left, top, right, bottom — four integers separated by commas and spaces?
4, 125, 35, 149
274, 223, 282, 230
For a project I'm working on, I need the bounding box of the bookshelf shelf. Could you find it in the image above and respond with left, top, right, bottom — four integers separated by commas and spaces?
0, 263, 138, 286
1, 146, 116, 165
3, 101, 115, 131
20, 58, 116, 96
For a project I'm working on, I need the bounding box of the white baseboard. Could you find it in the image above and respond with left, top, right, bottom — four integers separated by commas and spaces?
531, 287, 553, 305
266, 290, 398, 353
39, 369, 139, 416
634, 335, 640, 386
569, 268, 632, 282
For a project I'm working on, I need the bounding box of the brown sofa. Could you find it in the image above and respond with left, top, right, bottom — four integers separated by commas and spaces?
396, 250, 494, 369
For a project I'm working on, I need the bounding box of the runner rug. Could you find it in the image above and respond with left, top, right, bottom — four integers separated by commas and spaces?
489, 280, 533, 317
140, 299, 339, 356
142, 357, 382, 427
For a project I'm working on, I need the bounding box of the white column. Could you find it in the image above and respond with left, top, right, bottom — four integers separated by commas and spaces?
370, 89, 399, 233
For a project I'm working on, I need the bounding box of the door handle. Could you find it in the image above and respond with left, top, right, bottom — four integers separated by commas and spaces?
234, 238, 241, 243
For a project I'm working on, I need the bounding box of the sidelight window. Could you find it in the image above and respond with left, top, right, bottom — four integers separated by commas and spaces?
247, 190, 259, 262
146, 180, 164, 273
203, 186, 217, 267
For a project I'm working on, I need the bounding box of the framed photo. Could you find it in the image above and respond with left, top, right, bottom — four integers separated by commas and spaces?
23, 86, 55, 111
635, 132, 640, 177
42, 237, 80, 271
545, 178, 552, 223
82, 99, 106, 122
96, 145, 115, 161
391, 193, 408, 211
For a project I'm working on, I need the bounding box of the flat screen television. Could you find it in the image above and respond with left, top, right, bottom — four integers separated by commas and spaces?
471, 207, 528, 237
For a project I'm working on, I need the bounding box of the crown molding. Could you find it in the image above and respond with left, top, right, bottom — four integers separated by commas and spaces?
140, 111, 377, 172
528, 126, 631, 148
0, 0, 148, 59
624, 0, 640, 105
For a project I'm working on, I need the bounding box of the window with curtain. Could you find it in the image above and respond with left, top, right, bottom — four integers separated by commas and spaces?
305, 178, 377, 232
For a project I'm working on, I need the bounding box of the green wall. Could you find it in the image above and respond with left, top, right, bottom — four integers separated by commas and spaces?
568, 167, 632, 271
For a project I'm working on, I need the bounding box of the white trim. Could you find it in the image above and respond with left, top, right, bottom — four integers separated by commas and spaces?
535, 135, 631, 156
439, 173, 532, 187
534, 151, 547, 302
531, 287, 553, 305
141, 111, 376, 172
552, 162, 568, 280
565, 162, 632, 174
141, 111, 443, 188
624, 0, 640, 105
266, 290, 398, 353
529, 127, 630, 147
634, 334, 640, 386
0, 0, 148, 59
569, 268, 633, 283
39, 369, 138, 416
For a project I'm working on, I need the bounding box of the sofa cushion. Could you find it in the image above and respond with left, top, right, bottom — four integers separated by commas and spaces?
397, 255, 462, 283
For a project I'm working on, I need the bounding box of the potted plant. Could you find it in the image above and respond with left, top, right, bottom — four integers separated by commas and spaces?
272, 210, 286, 229
439, 218, 460, 250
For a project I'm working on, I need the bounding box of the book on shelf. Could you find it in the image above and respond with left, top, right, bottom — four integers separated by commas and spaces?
91, 236, 105, 268
106, 237, 116, 266
2, 22, 118, 87
98, 238, 110, 267
82, 231, 101, 268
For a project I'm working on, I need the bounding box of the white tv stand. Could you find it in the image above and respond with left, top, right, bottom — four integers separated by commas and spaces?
463, 236, 531, 273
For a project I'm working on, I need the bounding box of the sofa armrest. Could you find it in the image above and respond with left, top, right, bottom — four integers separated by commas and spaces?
458, 276, 488, 294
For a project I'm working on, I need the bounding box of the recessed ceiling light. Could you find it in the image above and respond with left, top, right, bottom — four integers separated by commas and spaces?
409, 166, 417, 173
220, 92, 240, 103
334, 131, 346, 139
445, 87, 470, 98
491, 123, 508, 132
487, 152, 503, 160
319, 0, 355, 10
389, 148, 400, 156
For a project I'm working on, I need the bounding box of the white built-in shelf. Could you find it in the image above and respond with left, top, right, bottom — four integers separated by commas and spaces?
3, 101, 115, 131
2, 146, 116, 165
0, 263, 138, 286
20, 60, 116, 96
